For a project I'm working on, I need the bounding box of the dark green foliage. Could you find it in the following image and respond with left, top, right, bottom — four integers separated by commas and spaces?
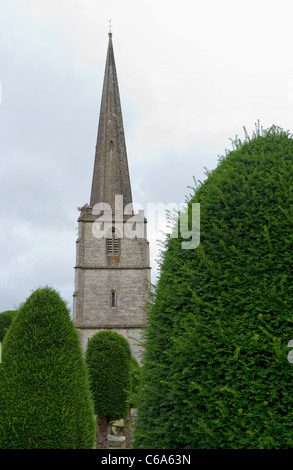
128, 356, 141, 409
85, 331, 131, 421
134, 125, 293, 449
0, 287, 96, 449
0, 310, 17, 341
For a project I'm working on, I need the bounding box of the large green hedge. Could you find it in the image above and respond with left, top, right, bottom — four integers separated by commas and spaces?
0, 310, 17, 342
134, 125, 293, 449
0, 286, 96, 449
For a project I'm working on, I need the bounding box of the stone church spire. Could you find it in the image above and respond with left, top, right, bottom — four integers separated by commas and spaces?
90, 33, 132, 211
73, 33, 150, 363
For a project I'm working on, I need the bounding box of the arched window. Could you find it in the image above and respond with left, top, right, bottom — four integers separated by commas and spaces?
111, 290, 117, 308
106, 227, 121, 256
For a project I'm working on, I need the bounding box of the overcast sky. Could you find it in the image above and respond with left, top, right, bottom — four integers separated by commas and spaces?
0, 0, 293, 313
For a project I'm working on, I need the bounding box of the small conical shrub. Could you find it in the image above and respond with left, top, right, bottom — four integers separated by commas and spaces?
0, 286, 96, 449
85, 330, 131, 448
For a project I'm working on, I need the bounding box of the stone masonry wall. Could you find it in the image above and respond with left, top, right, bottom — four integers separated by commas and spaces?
73, 205, 151, 363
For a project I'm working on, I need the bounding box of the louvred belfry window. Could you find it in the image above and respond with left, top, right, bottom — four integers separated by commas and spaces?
106, 228, 120, 256
114, 237, 120, 254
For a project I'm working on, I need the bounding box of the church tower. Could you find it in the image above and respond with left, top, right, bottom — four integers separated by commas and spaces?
73, 33, 151, 361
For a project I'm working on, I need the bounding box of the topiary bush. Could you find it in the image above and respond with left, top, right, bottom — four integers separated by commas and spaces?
0, 310, 17, 342
134, 125, 293, 449
0, 286, 96, 449
85, 330, 131, 448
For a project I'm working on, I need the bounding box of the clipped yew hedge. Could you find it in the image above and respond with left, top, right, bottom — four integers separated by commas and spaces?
86, 330, 131, 420
0, 310, 17, 341
0, 287, 96, 449
85, 330, 131, 448
135, 125, 293, 449
128, 356, 141, 409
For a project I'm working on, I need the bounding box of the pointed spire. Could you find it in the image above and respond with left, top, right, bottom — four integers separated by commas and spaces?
90, 33, 132, 212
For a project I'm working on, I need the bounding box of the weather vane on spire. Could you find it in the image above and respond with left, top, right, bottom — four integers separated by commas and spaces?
107, 19, 112, 36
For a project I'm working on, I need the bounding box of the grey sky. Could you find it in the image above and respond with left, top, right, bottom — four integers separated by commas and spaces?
1, 0, 293, 313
